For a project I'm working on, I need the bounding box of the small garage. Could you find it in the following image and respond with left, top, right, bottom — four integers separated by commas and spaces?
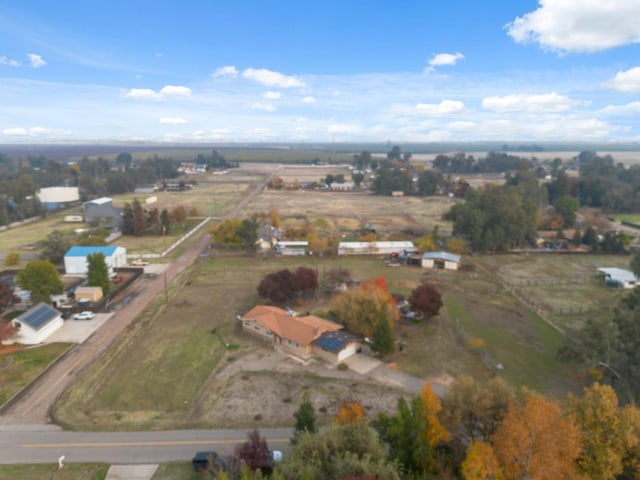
313, 330, 362, 363
421, 251, 461, 270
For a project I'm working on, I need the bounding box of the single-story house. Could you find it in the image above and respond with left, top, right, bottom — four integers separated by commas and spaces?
83, 197, 123, 229
8, 302, 63, 345
421, 251, 461, 270
274, 241, 308, 256
64, 245, 128, 276
338, 241, 415, 256
597, 267, 638, 289
312, 330, 362, 363
241, 305, 358, 361
74, 286, 104, 303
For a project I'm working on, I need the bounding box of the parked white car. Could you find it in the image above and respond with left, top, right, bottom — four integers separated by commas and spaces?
74, 311, 95, 320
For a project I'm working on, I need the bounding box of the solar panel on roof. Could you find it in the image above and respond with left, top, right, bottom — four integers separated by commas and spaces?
19, 303, 60, 331
314, 334, 346, 352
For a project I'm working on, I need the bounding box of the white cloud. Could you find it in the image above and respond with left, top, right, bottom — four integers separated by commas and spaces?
599, 101, 640, 116
0, 56, 21, 67
123, 85, 191, 100
160, 85, 192, 96
27, 53, 46, 68
302, 96, 316, 104
507, 0, 640, 53
413, 100, 466, 115
2, 127, 27, 136
605, 66, 640, 93
242, 68, 305, 88
327, 124, 362, 135
249, 102, 277, 112
482, 92, 581, 112
160, 117, 188, 125
29, 126, 54, 135
263, 91, 282, 99
212, 65, 239, 79
3, 126, 59, 137
247, 127, 275, 138
426, 52, 464, 71
123, 88, 164, 100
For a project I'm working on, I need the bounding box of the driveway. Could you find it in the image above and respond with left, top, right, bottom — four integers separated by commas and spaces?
47, 313, 114, 344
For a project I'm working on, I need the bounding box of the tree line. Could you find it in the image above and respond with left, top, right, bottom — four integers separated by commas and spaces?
198, 378, 640, 480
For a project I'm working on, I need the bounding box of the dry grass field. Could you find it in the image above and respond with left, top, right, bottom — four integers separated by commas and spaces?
243, 189, 455, 237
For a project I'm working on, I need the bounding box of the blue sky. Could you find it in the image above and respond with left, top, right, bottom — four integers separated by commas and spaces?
1, 0, 640, 144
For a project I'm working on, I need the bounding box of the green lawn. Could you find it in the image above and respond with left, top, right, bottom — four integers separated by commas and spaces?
0, 463, 108, 480
610, 213, 640, 224
152, 462, 201, 480
0, 343, 72, 405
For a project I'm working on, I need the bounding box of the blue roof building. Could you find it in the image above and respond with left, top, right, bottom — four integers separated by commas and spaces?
64, 245, 127, 276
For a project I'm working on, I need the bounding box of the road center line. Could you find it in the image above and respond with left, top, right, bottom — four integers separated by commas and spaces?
20, 438, 290, 448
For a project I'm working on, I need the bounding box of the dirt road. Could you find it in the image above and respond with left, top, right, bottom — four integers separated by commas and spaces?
0, 177, 270, 426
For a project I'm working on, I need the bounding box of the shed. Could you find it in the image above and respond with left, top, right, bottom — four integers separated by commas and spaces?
597, 267, 638, 289
9, 302, 63, 345
421, 251, 461, 270
64, 245, 128, 276
274, 241, 308, 256
74, 286, 104, 303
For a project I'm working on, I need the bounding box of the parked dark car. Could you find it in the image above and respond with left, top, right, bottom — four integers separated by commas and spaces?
192, 451, 225, 472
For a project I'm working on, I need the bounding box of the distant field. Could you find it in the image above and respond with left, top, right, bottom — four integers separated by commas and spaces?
88, 148, 353, 164
610, 214, 640, 225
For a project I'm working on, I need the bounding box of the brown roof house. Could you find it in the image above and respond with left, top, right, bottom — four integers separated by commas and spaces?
241, 305, 360, 362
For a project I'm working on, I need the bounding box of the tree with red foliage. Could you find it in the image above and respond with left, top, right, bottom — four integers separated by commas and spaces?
257, 269, 296, 304
0, 280, 19, 314
0, 322, 17, 342
408, 283, 443, 319
292, 266, 318, 296
234, 429, 274, 474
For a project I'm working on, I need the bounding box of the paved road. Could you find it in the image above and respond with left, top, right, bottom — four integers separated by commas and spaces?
0, 426, 292, 464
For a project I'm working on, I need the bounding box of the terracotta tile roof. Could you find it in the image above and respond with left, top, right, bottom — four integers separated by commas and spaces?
242, 305, 342, 346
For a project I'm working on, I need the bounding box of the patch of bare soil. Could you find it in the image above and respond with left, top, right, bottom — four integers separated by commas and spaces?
187, 347, 409, 428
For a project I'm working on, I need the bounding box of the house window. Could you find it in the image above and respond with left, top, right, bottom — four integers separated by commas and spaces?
288, 339, 298, 347
266, 330, 273, 336
254, 325, 260, 331
244, 321, 251, 327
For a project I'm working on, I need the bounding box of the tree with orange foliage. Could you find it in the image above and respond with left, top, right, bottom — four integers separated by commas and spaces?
420, 382, 450, 446
569, 383, 640, 480
330, 278, 398, 337
461, 440, 503, 480
491, 394, 581, 480
334, 399, 366, 425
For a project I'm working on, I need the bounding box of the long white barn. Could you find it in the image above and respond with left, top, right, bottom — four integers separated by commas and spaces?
337, 241, 415, 256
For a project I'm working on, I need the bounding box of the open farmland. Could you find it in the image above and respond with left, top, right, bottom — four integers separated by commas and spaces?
472, 254, 632, 331
243, 189, 456, 237
54, 245, 587, 431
